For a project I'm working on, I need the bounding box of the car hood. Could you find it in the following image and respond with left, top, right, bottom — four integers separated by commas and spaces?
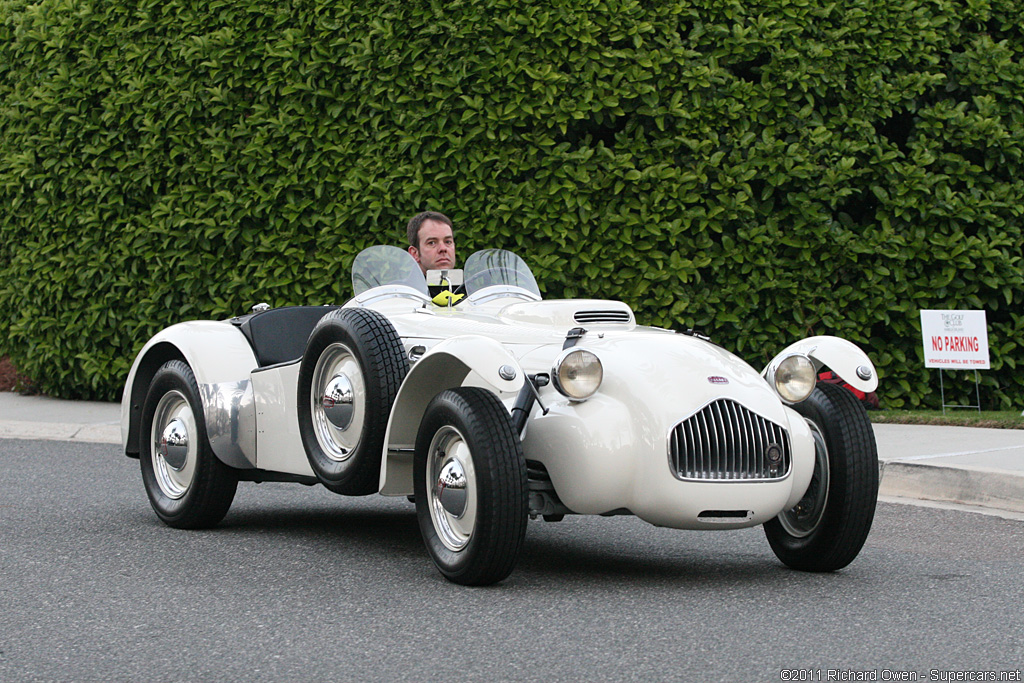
377, 298, 636, 344
521, 327, 790, 427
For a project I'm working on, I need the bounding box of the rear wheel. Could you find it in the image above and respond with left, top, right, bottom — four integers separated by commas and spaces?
764, 382, 878, 571
140, 360, 237, 529
414, 387, 528, 586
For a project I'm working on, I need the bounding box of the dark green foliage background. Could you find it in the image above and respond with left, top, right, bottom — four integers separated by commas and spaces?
1, 0, 1021, 405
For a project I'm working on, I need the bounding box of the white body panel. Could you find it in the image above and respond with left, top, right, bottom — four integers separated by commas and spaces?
120, 321, 259, 461
766, 335, 879, 394
250, 361, 314, 477
508, 330, 816, 529
379, 335, 525, 495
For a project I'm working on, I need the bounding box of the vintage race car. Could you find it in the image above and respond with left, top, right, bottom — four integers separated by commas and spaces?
121, 246, 880, 585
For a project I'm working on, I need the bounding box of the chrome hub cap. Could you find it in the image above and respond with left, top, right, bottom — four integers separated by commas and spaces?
160, 418, 189, 471
322, 374, 355, 430
779, 420, 830, 538
436, 459, 468, 518
150, 391, 198, 500
427, 426, 477, 552
311, 343, 366, 462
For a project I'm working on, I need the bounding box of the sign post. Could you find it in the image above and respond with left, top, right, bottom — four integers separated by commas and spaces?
919, 310, 990, 413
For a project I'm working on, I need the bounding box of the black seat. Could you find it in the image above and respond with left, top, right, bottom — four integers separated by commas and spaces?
231, 305, 340, 367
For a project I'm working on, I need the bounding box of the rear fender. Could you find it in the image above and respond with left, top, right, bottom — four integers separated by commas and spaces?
121, 321, 258, 468
378, 335, 524, 495
763, 335, 878, 395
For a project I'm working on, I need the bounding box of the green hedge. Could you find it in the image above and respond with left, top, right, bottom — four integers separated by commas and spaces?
1, 0, 1022, 406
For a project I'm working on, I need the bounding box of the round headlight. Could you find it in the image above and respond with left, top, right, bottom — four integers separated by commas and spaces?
553, 348, 603, 401
774, 354, 815, 403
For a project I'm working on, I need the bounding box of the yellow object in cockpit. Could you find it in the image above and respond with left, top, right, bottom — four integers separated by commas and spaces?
431, 290, 465, 307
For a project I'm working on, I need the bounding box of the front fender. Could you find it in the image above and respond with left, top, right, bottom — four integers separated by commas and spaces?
764, 335, 878, 394
120, 321, 258, 468
378, 335, 525, 495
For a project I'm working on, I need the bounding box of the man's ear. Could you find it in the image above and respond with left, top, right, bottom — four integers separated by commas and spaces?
408, 245, 420, 264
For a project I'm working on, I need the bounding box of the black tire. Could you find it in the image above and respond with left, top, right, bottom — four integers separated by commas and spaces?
764, 382, 879, 571
414, 387, 528, 586
297, 307, 407, 495
140, 360, 237, 529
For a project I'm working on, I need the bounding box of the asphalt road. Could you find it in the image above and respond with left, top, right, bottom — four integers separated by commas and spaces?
2, 438, 1023, 683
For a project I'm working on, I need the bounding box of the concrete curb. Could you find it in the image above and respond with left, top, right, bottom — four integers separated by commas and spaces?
879, 460, 1024, 514
0, 421, 121, 445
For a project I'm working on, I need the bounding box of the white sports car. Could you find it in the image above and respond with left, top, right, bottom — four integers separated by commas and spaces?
121, 246, 880, 585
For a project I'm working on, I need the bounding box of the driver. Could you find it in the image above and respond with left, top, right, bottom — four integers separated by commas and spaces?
406, 211, 456, 274
406, 211, 464, 305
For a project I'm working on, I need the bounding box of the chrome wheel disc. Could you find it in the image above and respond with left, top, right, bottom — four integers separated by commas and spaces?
779, 420, 830, 538
427, 426, 477, 552
311, 342, 366, 462
150, 390, 198, 500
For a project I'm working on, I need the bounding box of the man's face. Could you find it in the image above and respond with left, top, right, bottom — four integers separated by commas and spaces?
409, 219, 455, 273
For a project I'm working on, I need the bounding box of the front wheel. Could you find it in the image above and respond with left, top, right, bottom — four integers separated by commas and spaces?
140, 360, 237, 529
764, 382, 878, 571
414, 387, 528, 586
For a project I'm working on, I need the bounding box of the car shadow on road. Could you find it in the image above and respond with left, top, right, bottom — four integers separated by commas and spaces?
517, 531, 783, 586
221, 504, 418, 533
188, 497, 805, 587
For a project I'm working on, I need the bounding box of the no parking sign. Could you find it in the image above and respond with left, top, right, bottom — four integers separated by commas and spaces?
920, 310, 990, 370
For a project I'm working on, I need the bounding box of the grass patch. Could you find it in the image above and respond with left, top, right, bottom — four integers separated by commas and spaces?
869, 409, 1024, 430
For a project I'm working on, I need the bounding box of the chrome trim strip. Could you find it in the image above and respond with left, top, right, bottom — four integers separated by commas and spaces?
200, 380, 257, 469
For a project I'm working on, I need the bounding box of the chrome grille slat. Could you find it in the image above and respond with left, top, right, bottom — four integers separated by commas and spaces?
712, 403, 720, 479
687, 412, 696, 479
675, 424, 685, 478
697, 410, 705, 479
757, 409, 770, 477
726, 401, 739, 479
717, 402, 726, 480
668, 399, 791, 482
716, 402, 726, 479
741, 407, 753, 477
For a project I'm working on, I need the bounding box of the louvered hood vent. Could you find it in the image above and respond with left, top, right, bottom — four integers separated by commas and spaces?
573, 309, 632, 324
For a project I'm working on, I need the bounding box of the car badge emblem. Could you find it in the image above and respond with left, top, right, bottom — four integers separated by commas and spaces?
707, 376, 729, 385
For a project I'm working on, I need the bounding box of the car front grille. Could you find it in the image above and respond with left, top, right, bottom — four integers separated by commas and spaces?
669, 399, 791, 481
573, 310, 631, 324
